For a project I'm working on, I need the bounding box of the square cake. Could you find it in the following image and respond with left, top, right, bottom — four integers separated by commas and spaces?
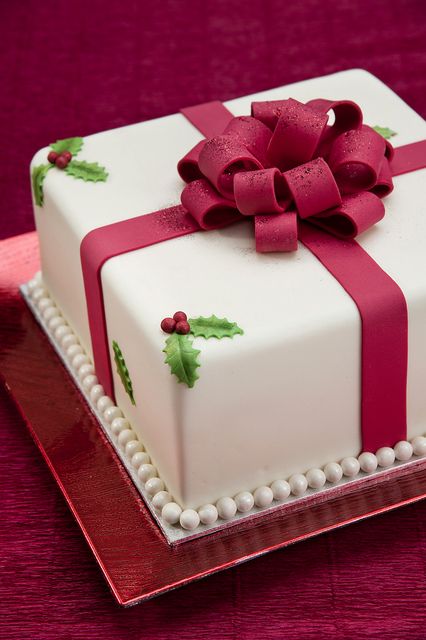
27, 69, 426, 534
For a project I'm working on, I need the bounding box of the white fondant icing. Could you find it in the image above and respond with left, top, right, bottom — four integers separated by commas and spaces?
31, 70, 426, 510
22, 278, 426, 534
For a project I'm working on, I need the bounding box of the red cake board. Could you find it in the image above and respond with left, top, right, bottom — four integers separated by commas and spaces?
1, 231, 426, 606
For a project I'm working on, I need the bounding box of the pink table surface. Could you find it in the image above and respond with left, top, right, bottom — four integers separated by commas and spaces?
1, 1, 425, 637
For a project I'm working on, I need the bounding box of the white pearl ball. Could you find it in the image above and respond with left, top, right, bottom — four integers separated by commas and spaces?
289, 473, 308, 496
234, 491, 254, 513
27, 278, 39, 292
67, 344, 83, 360
72, 353, 90, 370
125, 440, 143, 457
82, 374, 98, 392
162, 502, 182, 525
324, 462, 343, 483
131, 451, 150, 469
253, 486, 273, 508
48, 316, 65, 330
61, 333, 78, 349
37, 297, 51, 311
145, 477, 165, 496
42, 306, 59, 321
271, 479, 291, 501
55, 324, 72, 340
306, 468, 326, 489
96, 396, 114, 413
137, 463, 157, 483
78, 363, 95, 380
411, 435, 426, 456
376, 446, 395, 467
117, 428, 135, 447
180, 509, 200, 531
198, 504, 218, 525
216, 497, 237, 520
110, 417, 130, 435
358, 452, 378, 473
90, 384, 105, 403
32, 287, 46, 301
341, 457, 360, 477
152, 491, 173, 510
394, 440, 413, 461
103, 406, 123, 424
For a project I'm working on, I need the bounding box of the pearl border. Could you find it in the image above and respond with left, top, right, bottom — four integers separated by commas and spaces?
23, 274, 426, 542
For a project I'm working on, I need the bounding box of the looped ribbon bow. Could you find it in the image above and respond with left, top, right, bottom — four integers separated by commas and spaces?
178, 98, 394, 252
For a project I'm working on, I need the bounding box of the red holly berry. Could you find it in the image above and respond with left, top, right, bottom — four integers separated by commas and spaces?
55, 153, 70, 169
173, 311, 187, 323
47, 151, 58, 164
175, 320, 190, 335
161, 317, 176, 333
61, 151, 73, 162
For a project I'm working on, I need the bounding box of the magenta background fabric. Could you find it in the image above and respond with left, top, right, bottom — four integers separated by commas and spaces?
1, 1, 425, 638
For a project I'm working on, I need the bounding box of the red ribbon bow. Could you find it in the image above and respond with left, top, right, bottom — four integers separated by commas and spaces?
178, 98, 394, 252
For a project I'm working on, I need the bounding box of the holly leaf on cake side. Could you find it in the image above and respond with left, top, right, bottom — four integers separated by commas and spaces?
163, 333, 200, 388
112, 340, 136, 405
32, 164, 53, 206
50, 136, 84, 155
372, 126, 397, 140
189, 315, 244, 339
65, 160, 108, 182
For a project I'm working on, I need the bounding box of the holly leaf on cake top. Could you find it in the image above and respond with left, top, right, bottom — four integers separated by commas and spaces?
65, 160, 108, 182
372, 126, 397, 140
112, 340, 136, 405
189, 315, 244, 339
50, 136, 84, 155
32, 164, 53, 206
163, 333, 200, 388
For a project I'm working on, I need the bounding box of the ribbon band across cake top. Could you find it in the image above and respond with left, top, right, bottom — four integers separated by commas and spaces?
80, 98, 426, 453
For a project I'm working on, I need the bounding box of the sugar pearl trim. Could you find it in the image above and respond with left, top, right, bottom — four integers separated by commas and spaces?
25, 276, 426, 533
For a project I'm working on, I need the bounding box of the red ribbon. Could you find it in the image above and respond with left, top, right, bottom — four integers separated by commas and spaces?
179, 98, 393, 254
80, 99, 426, 453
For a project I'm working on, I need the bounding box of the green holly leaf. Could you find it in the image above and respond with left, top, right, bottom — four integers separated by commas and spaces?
50, 136, 84, 155
163, 333, 200, 388
31, 163, 52, 206
65, 160, 108, 182
372, 126, 397, 140
112, 340, 136, 405
189, 315, 244, 339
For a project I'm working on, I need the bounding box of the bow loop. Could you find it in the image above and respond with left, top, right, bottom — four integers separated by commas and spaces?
234, 168, 289, 216
177, 95, 394, 253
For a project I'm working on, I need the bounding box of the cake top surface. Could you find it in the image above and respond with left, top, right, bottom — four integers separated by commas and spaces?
32, 69, 426, 357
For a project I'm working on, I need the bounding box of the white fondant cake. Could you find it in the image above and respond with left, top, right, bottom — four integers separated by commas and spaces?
30, 70, 426, 519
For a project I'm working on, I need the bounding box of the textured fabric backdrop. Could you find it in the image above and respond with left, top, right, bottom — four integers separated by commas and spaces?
1, 1, 425, 638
